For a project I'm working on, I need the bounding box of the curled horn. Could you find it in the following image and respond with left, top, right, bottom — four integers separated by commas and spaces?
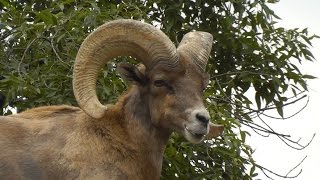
177, 32, 213, 72
73, 19, 181, 119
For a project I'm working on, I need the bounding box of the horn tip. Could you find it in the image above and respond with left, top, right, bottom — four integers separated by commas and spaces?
83, 104, 107, 119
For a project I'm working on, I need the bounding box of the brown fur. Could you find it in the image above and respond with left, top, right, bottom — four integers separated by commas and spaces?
0, 87, 169, 179
0, 59, 222, 179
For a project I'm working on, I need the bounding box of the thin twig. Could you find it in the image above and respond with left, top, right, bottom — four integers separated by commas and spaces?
18, 37, 38, 77
243, 94, 307, 116
211, 70, 273, 79
255, 155, 306, 179
286, 156, 307, 177
257, 114, 316, 150
50, 37, 69, 67
49, 30, 70, 67
260, 97, 309, 120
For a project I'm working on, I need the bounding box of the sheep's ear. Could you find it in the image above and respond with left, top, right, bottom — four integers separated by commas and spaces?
207, 123, 224, 138
117, 62, 147, 86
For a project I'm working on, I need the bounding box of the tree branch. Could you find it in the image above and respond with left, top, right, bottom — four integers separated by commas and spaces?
255, 156, 307, 179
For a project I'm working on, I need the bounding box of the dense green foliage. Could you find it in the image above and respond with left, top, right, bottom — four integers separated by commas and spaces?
0, 0, 317, 179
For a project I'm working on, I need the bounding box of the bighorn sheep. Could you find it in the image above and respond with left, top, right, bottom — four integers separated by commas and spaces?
0, 19, 223, 179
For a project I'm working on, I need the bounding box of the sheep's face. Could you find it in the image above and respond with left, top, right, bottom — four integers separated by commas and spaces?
118, 62, 222, 144
148, 69, 210, 144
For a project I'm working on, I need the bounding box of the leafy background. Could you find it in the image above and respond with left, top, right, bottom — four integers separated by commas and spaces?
0, 0, 317, 179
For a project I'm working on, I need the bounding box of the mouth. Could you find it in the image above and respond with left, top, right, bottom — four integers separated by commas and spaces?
185, 125, 206, 139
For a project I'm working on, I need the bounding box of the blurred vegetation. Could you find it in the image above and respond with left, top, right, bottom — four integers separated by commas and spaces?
0, 0, 317, 179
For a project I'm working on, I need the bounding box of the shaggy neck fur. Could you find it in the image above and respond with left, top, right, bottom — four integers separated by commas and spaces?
121, 86, 171, 152
87, 86, 171, 178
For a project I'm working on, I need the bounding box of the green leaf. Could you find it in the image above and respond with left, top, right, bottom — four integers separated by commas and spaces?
302, 74, 317, 79
255, 91, 262, 109
240, 131, 247, 141
301, 34, 312, 46
250, 165, 256, 176
273, 100, 284, 117
36, 9, 56, 25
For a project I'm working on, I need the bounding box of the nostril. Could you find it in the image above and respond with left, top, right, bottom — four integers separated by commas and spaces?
196, 113, 209, 124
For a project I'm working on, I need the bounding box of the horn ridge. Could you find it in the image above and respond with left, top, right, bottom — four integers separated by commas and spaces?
73, 19, 180, 119
177, 31, 213, 72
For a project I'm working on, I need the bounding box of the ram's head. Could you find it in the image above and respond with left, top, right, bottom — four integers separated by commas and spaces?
73, 19, 223, 143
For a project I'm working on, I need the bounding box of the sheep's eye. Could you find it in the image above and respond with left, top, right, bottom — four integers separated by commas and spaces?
154, 80, 174, 94
154, 80, 167, 87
